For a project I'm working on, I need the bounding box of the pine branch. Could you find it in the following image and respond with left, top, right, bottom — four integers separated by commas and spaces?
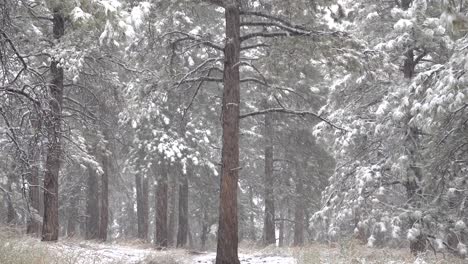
239, 108, 347, 131
163, 31, 223, 51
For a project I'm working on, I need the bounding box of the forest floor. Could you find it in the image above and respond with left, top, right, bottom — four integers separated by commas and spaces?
1, 227, 467, 264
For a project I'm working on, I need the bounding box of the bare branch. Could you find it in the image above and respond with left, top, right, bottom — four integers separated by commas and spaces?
176, 77, 223, 85
163, 31, 223, 51
182, 68, 217, 120
175, 57, 222, 89
239, 108, 347, 131
0, 29, 28, 84
240, 11, 307, 30
0, 87, 41, 106
241, 43, 270, 51
241, 30, 340, 42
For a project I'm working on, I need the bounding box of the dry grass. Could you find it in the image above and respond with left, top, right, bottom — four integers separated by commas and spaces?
0, 226, 185, 264
291, 239, 468, 264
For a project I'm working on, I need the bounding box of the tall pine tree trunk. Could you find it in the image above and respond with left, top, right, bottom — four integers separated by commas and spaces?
6, 170, 15, 224
216, 3, 241, 264
67, 181, 80, 237
155, 161, 168, 247
27, 117, 41, 234
86, 165, 99, 239
248, 185, 256, 241
293, 162, 304, 246
42, 8, 64, 241
167, 172, 178, 246
176, 170, 189, 247
263, 99, 275, 245
99, 149, 109, 241
136, 174, 149, 240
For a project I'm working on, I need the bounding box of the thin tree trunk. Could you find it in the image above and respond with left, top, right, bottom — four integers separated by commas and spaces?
263, 99, 275, 245
155, 161, 168, 247
176, 170, 189, 247
167, 172, 178, 246
42, 8, 64, 241
6, 171, 15, 224
67, 182, 80, 237
136, 174, 149, 240
278, 208, 285, 247
86, 165, 99, 239
126, 200, 137, 237
293, 163, 304, 246
248, 185, 256, 241
27, 118, 41, 234
216, 3, 241, 264
99, 149, 109, 241
201, 207, 209, 250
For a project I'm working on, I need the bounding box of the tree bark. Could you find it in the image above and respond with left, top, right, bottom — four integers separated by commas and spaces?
6, 171, 15, 224
136, 173, 149, 240
155, 161, 168, 247
248, 185, 256, 241
176, 170, 189, 247
215, 3, 241, 264
27, 117, 41, 234
278, 208, 285, 247
167, 172, 178, 246
42, 8, 64, 241
293, 163, 304, 246
98, 149, 109, 241
86, 165, 99, 239
201, 206, 210, 250
67, 182, 80, 237
263, 100, 275, 245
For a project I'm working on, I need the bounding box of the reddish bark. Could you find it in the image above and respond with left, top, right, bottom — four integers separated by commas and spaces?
215, 3, 241, 264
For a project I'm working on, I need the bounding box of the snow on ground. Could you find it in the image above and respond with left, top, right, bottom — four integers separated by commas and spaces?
47, 240, 168, 264
4, 235, 296, 264
190, 252, 296, 264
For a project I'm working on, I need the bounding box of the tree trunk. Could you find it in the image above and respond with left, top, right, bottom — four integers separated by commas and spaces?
215, 3, 241, 264
86, 165, 99, 239
6, 171, 15, 224
293, 163, 304, 246
248, 185, 256, 241
42, 8, 64, 242
167, 172, 178, 246
155, 162, 168, 247
176, 170, 189, 247
99, 150, 109, 241
67, 182, 80, 237
27, 118, 41, 234
278, 208, 285, 247
201, 207, 209, 250
263, 100, 275, 245
125, 200, 137, 237
136, 174, 149, 240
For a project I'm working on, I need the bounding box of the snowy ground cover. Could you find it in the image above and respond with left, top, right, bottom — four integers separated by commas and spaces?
0, 228, 466, 264
190, 252, 296, 264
